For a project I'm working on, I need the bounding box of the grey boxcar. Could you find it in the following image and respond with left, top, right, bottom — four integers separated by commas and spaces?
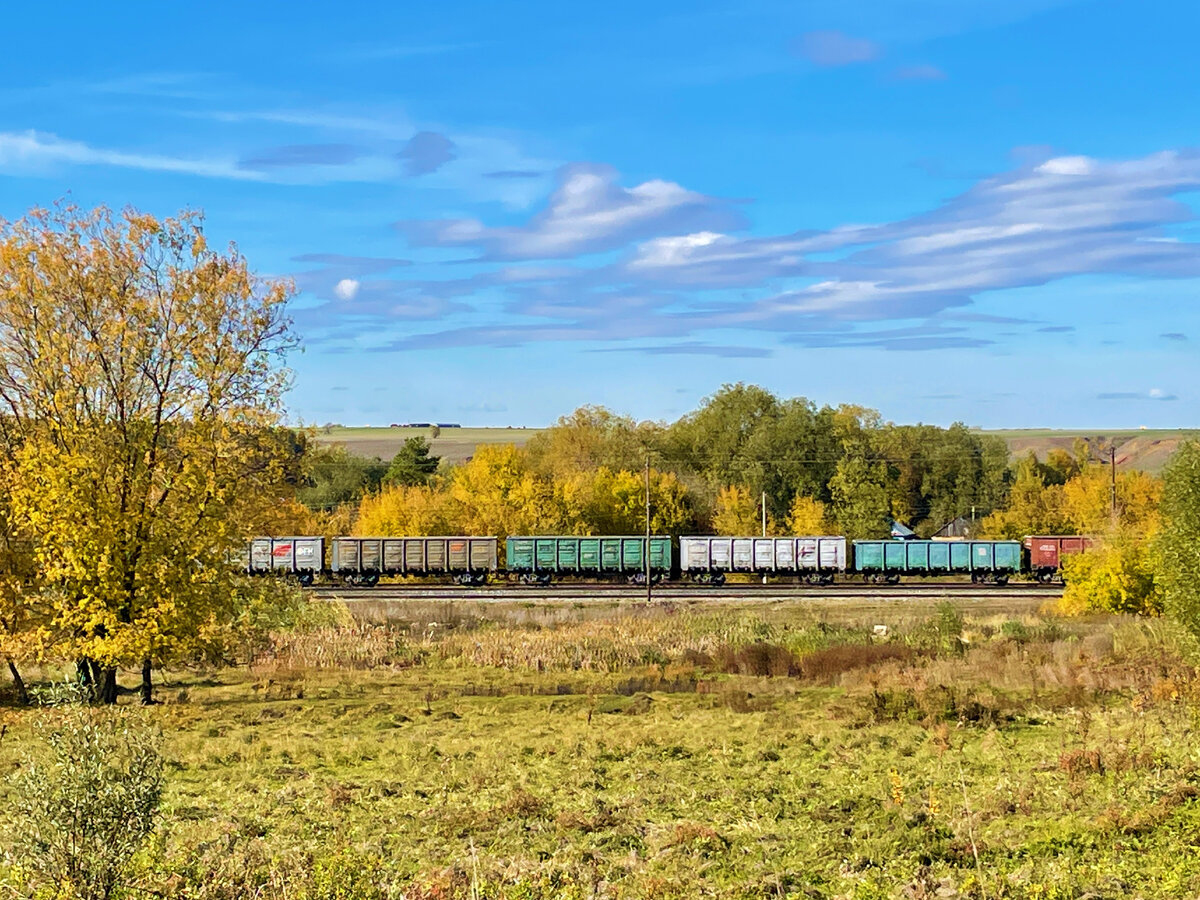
248, 536, 325, 585
331, 536, 498, 585
680, 536, 847, 585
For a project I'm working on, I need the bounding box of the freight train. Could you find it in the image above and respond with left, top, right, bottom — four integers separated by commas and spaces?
247, 532, 1093, 587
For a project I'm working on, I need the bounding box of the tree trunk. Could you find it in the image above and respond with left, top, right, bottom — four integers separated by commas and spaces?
77, 658, 93, 688
140, 657, 155, 705
5, 657, 28, 705
88, 660, 118, 705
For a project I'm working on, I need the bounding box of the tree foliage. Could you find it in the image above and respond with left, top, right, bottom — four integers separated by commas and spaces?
384, 436, 441, 487
1157, 441, 1200, 636
981, 453, 1162, 539
785, 495, 832, 535
8, 705, 163, 900
1058, 535, 1163, 617
0, 205, 294, 698
297, 443, 387, 510
712, 486, 771, 536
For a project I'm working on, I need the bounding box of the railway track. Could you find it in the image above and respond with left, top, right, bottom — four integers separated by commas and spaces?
310, 582, 1064, 603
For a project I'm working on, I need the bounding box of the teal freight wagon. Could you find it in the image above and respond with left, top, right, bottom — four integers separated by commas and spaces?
505, 536, 672, 584
851, 540, 1022, 584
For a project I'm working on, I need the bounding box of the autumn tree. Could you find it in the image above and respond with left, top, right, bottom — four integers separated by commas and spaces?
356, 484, 454, 536
526, 406, 660, 479
712, 485, 772, 536
0, 205, 294, 703
785, 495, 832, 535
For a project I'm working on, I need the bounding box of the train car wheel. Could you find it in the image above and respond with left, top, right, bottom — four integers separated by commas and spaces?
298, 572, 314, 587
712, 572, 726, 587
995, 575, 1009, 586
885, 574, 901, 585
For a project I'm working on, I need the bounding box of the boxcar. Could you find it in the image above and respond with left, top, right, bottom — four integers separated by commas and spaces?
331, 536, 498, 585
852, 540, 1022, 584
248, 536, 325, 585
679, 536, 847, 585
505, 536, 671, 584
1023, 535, 1096, 582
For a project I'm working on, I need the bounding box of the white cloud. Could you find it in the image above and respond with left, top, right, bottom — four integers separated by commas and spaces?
332, 148, 1200, 352
1036, 155, 1095, 176
399, 163, 743, 260
0, 130, 259, 180
333, 278, 361, 301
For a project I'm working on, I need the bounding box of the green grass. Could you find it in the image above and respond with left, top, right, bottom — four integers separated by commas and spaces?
4, 600, 1200, 898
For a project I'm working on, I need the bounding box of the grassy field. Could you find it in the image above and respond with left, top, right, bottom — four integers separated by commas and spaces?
5, 597, 1200, 898
313, 426, 1198, 472
312, 425, 545, 465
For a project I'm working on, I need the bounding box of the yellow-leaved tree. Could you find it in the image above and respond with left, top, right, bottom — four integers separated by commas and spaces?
356, 484, 455, 536
712, 485, 773, 535
785, 495, 832, 535
0, 205, 295, 703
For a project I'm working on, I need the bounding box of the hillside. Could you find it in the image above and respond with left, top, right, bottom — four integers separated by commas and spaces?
313, 425, 1197, 472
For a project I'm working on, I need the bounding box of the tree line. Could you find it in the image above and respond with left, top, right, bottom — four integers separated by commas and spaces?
290, 393, 1015, 543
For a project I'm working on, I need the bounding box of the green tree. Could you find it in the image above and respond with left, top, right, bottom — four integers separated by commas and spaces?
384, 436, 441, 486
829, 457, 891, 539
1157, 440, 1200, 635
298, 444, 387, 511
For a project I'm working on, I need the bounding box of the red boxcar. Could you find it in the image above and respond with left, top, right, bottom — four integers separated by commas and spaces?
1023, 535, 1096, 582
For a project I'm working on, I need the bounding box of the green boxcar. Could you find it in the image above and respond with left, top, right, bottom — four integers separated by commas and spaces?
505, 536, 672, 576
852, 540, 1022, 577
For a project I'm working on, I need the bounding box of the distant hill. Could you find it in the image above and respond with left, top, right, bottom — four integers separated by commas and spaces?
983, 429, 1198, 474
313, 425, 1197, 473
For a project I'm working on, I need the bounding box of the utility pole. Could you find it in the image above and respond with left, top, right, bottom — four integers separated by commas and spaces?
761, 492, 769, 585
1110, 446, 1117, 524
645, 457, 652, 603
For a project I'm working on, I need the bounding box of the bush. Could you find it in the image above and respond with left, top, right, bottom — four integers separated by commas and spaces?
1058, 538, 1163, 616
6, 705, 164, 900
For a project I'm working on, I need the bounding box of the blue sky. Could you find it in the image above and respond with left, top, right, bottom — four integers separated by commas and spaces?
1, 0, 1198, 428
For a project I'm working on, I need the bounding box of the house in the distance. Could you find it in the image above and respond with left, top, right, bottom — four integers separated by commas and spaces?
930, 515, 978, 540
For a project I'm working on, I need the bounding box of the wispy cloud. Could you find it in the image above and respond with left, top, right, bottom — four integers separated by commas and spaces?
326, 41, 486, 63
1097, 389, 1179, 401
893, 64, 947, 81
793, 31, 880, 67
240, 143, 361, 169
0, 130, 259, 180
483, 169, 544, 179
382, 147, 1200, 352
398, 163, 744, 260
592, 342, 772, 358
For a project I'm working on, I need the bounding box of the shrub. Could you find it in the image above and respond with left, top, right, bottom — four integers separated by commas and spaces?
1058, 537, 1162, 616
6, 705, 164, 900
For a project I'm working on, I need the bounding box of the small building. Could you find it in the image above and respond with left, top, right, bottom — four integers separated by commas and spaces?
931, 515, 977, 540
889, 520, 919, 540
